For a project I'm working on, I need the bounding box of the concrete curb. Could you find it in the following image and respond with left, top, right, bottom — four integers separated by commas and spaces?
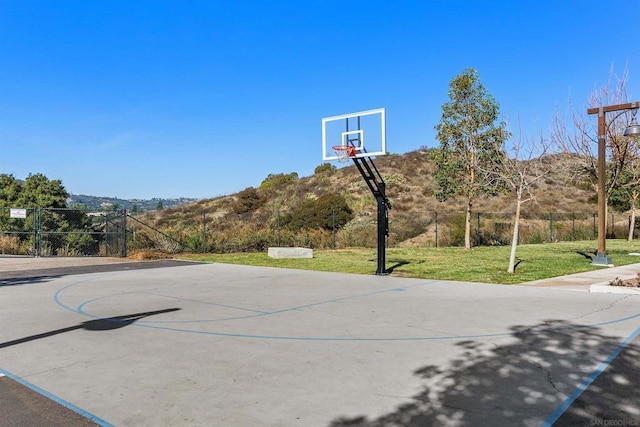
590, 276, 640, 294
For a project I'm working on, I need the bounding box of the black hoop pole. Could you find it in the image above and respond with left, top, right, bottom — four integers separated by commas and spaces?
352, 155, 391, 275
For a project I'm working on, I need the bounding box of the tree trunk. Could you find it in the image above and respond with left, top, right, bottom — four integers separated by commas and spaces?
465, 199, 472, 250
629, 197, 637, 242
508, 197, 522, 274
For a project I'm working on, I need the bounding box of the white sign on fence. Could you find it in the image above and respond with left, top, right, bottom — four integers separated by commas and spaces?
10, 208, 27, 219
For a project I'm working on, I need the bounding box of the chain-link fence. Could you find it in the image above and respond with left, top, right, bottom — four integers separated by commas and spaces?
5, 206, 629, 256
0, 207, 126, 256
187, 209, 634, 253
126, 215, 188, 254
0, 207, 37, 255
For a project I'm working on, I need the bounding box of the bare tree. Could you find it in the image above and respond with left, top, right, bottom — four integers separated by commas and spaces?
610, 140, 640, 241
625, 178, 640, 241
488, 121, 556, 273
550, 66, 634, 225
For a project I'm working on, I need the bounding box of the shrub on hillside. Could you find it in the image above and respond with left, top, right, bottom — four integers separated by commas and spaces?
314, 163, 336, 175
259, 172, 299, 190
232, 187, 265, 214
340, 220, 377, 247
281, 194, 353, 232
390, 216, 432, 244
204, 223, 276, 252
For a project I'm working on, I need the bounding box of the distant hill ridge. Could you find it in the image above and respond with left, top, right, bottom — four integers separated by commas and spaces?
67, 194, 198, 212
155, 149, 597, 219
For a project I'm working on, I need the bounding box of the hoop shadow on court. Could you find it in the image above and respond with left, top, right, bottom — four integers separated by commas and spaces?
385, 260, 410, 274
0, 275, 63, 287
0, 308, 181, 349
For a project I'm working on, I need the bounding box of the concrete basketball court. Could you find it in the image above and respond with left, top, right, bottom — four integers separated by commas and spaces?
1, 258, 640, 426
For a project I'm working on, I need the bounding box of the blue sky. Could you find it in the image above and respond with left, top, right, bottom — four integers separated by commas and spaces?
1, 1, 638, 200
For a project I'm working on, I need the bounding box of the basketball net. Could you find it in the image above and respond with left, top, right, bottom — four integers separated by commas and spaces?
332, 145, 356, 163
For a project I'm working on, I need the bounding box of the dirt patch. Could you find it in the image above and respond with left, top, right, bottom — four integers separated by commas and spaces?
609, 274, 640, 288
127, 250, 174, 261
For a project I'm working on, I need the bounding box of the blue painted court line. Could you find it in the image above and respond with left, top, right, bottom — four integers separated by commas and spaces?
52, 276, 640, 341
54, 276, 440, 325
0, 367, 113, 427
44, 307, 640, 342
542, 324, 640, 426
77, 291, 271, 318
138, 291, 271, 314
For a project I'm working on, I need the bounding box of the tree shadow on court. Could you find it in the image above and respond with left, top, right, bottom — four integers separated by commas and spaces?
0, 308, 181, 349
329, 320, 640, 426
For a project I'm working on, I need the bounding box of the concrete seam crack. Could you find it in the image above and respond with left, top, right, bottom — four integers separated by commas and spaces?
572, 295, 631, 321
491, 342, 569, 398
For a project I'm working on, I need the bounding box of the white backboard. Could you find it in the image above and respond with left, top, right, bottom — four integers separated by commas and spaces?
321, 108, 386, 161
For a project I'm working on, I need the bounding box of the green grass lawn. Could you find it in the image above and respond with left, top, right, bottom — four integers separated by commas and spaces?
179, 239, 640, 285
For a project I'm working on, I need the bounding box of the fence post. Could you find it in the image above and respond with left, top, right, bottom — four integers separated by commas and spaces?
121, 209, 127, 257
332, 208, 336, 249
549, 213, 553, 242
105, 211, 109, 255
33, 207, 40, 257
572, 214, 576, 241
435, 211, 438, 248
476, 212, 480, 246
202, 210, 206, 253
37, 207, 42, 257
593, 213, 597, 240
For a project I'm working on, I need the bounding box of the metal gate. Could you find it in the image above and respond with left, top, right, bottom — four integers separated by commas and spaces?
0, 207, 126, 257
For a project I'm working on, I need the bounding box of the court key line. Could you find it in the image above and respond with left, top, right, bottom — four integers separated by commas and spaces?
54, 277, 439, 326
51, 276, 640, 342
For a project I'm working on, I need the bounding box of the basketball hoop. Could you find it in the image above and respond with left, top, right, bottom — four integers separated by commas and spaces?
332, 145, 357, 162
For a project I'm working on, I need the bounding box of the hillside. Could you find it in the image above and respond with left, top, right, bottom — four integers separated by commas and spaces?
136, 149, 602, 251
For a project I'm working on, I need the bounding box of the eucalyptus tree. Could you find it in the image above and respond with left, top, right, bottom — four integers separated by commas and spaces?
432, 68, 509, 249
